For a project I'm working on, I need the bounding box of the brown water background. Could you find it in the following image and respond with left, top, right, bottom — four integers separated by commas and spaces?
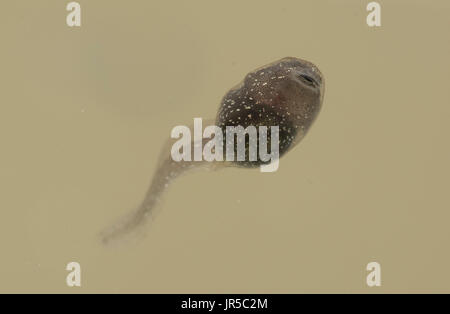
0, 0, 449, 293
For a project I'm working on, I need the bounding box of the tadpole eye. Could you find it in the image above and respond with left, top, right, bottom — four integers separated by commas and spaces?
298, 74, 317, 87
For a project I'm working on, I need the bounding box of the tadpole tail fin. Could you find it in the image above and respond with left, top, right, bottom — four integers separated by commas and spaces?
100, 119, 222, 245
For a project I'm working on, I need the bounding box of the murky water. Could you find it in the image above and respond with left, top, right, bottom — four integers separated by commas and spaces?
0, 0, 449, 293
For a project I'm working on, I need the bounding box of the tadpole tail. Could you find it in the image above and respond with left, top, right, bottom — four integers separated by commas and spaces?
100, 119, 222, 245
